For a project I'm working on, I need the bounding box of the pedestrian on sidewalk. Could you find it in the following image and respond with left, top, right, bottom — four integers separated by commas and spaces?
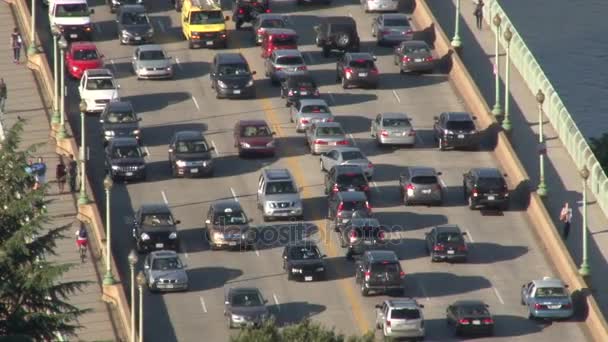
0, 78, 7, 120
474, 0, 484, 30
31, 157, 47, 190
10, 28, 23, 64
560, 202, 572, 240
68, 154, 78, 192
56, 161, 67, 194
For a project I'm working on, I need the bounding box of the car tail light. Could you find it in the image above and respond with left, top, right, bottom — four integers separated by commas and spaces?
425, 56, 433, 62
265, 8, 271, 13
458, 245, 468, 251
378, 230, 385, 240
433, 244, 444, 251
257, 28, 264, 34
325, 117, 334, 122
314, 139, 328, 145
364, 271, 371, 281
337, 140, 349, 145
406, 184, 415, 191
402, 56, 411, 63
534, 303, 543, 310
482, 318, 494, 324
380, 130, 389, 137
385, 320, 391, 327
370, 67, 379, 75
300, 87, 308, 91
368, 162, 373, 169
408, 130, 416, 136
562, 303, 572, 309
344, 67, 353, 75
399, 271, 406, 278
297, 66, 307, 71
300, 119, 309, 124
406, 29, 413, 35
314, 90, 320, 96
349, 230, 358, 243
333, 185, 340, 194
472, 188, 479, 197
238, 8, 244, 14
382, 30, 391, 35
365, 201, 371, 210
274, 65, 283, 71
458, 319, 470, 325
361, 185, 370, 192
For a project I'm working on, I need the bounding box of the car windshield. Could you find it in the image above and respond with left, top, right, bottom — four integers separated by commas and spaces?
289, 246, 321, 260
122, 12, 148, 25
215, 211, 248, 225
536, 287, 567, 297
446, 121, 475, 131
383, 118, 410, 127
231, 292, 263, 307
107, 110, 137, 123
55, 4, 89, 17
271, 36, 297, 45
477, 177, 504, 189
316, 126, 344, 136
265, 181, 297, 194
152, 257, 183, 270
337, 173, 367, 186
111, 146, 141, 158
290, 80, 315, 88
437, 232, 463, 243
403, 45, 430, 54
142, 213, 174, 226
302, 105, 329, 114
391, 308, 420, 319
370, 262, 400, 273
241, 125, 272, 137
460, 305, 490, 316
340, 201, 366, 211
352, 226, 382, 239
341, 151, 364, 161
176, 140, 209, 153
218, 64, 250, 76
411, 176, 438, 184
190, 10, 224, 25
73, 49, 98, 60
139, 50, 165, 60
262, 19, 285, 28
86, 78, 115, 90
384, 18, 409, 26
276, 56, 303, 65
349, 59, 374, 68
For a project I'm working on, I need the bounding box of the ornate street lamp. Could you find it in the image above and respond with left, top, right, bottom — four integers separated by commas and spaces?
536, 89, 548, 197
57, 35, 69, 139
451, 0, 462, 48
579, 166, 591, 278
78, 100, 90, 204
102, 175, 114, 285
128, 250, 138, 342
136, 271, 146, 342
502, 27, 513, 132
491, 14, 503, 116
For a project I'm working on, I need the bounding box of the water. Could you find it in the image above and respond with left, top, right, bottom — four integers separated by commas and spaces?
498, 0, 608, 139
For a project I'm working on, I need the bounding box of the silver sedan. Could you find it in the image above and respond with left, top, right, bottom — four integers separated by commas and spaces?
371, 13, 413, 46
305, 122, 352, 155
264, 49, 308, 85
290, 98, 334, 132
320, 147, 374, 179
370, 112, 416, 146
131, 44, 174, 80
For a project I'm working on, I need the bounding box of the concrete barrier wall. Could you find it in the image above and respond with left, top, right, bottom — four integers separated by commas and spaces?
9, 0, 131, 340
412, 0, 608, 340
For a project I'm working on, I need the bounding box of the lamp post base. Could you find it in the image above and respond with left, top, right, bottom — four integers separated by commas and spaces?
451, 36, 462, 49
103, 271, 116, 286
51, 111, 61, 124
579, 262, 591, 277
78, 192, 91, 205
537, 182, 548, 197
57, 124, 68, 139
491, 104, 502, 116
27, 45, 39, 56
502, 117, 512, 132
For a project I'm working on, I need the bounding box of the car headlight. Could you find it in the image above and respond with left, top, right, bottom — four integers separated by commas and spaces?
105, 130, 115, 136
267, 202, 276, 209
133, 129, 140, 135
231, 314, 243, 321
217, 80, 228, 89
169, 232, 178, 239
72, 66, 79, 71
166, 66, 173, 71
316, 267, 325, 272
176, 160, 187, 167
213, 232, 224, 241
266, 140, 275, 147
122, 30, 130, 36
111, 165, 120, 170
246, 79, 254, 87
141, 232, 150, 241
240, 142, 250, 148
291, 268, 302, 273
147, 28, 154, 35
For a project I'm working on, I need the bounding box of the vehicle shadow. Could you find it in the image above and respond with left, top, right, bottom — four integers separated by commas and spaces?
491, 314, 545, 337
213, 155, 266, 178
323, 255, 356, 281
253, 222, 318, 251
374, 210, 448, 231
335, 114, 372, 134
275, 135, 311, 158
124, 92, 192, 113
325, 92, 379, 107
270, 302, 326, 326
173, 61, 211, 80
177, 226, 208, 253
141, 123, 208, 147
405, 272, 492, 298
92, 20, 119, 43
382, 237, 428, 261
185, 267, 244, 292
467, 242, 528, 264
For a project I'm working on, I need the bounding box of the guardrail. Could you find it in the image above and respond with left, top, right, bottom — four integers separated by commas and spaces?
483, 0, 608, 216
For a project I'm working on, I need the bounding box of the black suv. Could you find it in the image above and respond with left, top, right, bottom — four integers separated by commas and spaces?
340, 217, 385, 260
210, 53, 256, 99
105, 137, 147, 181
425, 225, 468, 262
99, 101, 141, 145
433, 112, 479, 151
324, 165, 370, 198
232, 0, 269, 29
132, 203, 181, 253
314, 16, 360, 58
462, 168, 509, 210
168, 130, 215, 178
205, 200, 255, 250
116, 5, 154, 45
282, 241, 326, 281
280, 74, 320, 107
355, 250, 404, 296
327, 191, 371, 230
336, 52, 379, 89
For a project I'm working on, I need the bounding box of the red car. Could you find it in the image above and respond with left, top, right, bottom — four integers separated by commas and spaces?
260, 28, 298, 59
233, 119, 276, 157
66, 42, 104, 79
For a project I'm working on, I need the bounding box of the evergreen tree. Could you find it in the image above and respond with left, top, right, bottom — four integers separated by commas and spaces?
590, 133, 608, 171
0, 120, 91, 340
230, 319, 375, 342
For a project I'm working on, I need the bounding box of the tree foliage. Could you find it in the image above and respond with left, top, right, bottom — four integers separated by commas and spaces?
230, 319, 375, 342
590, 133, 608, 171
0, 120, 90, 340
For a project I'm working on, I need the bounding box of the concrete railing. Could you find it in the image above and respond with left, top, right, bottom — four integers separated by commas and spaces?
483, 0, 608, 217
412, 0, 608, 340
9, 0, 130, 341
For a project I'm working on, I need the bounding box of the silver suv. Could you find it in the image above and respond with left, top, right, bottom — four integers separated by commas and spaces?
257, 169, 303, 221
375, 298, 425, 340
143, 250, 189, 293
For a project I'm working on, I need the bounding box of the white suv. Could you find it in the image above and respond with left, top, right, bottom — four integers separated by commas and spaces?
375, 298, 425, 341
78, 69, 120, 114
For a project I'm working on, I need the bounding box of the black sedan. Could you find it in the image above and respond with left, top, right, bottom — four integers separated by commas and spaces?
280, 74, 320, 107
282, 242, 326, 281
446, 300, 494, 336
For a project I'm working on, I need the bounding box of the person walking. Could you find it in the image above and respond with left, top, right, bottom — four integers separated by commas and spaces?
56, 161, 67, 194
474, 0, 484, 30
68, 154, 78, 193
0, 79, 7, 122
560, 202, 572, 240
10, 28, 23, 64
31, 157, 47, 190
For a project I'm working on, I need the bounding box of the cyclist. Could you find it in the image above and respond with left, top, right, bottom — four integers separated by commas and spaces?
75, 225, 88, 253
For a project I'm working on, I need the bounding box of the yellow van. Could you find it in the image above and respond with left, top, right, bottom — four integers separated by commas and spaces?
178, 0, 229, 49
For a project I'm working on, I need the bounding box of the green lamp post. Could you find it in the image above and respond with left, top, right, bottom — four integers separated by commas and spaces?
536, 89, 548, 197
51, 26, 61, 124
128, 250, 138, 342
491, 14, 502, 116
78, 100, 90, 204
579, 166, 591, 278
57, 35, 68, 139
451, 0, 462, 48
27, 0, 38, 55
136, 271, 146, 342
102, 175, 115, 285
501, 27, 513, 132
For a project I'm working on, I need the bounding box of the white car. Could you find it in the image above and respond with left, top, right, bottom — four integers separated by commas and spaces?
78, 69, 120, 114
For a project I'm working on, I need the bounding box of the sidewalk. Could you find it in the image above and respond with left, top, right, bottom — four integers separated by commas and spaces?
1, 3, 118, 341
426, 0, 608, 315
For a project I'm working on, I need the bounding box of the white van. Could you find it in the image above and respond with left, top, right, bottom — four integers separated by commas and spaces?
48, 0, 94, 41
361, 0, 399, 12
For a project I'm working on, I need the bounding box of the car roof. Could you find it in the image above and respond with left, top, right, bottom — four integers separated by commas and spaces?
381, 13, 410, 21
140, 203, 171, 214
105, 101, 133, 111
350, 218, 380, 226
334, 164, 364, 174
211, 200, 244, 213
109, 137, 139, 146
263, 168, 292, 181
286, 74, 315, 83
387, 298, 420, 308
435, 225, 462, 234
286, 240, 319, 248
347, 52, 375, 61
120, 4, 146, 12
258, 13, 286, 20
337, 191, 367, 201
452, 300, 487, 307
443, 112, 473, 121
402, 40, 429, 48
85, 68, 114, 78
380, 112, 409, 119
138, 44, 163, 52
217, 52, 246, 64
406, 166, 437, 177
471, 167, 503, 178
367, 250, 398, 261
150, 250, 179, 258
265, 28, 297, 36
70, 41, 97, 50
332, 146, 362, 154
174, 130, 205, 141
273, 49, 302, 57
313, 121, 341, 128
228, 287, 262, 295
238, 119, 268, 127
534, 277, 566, 288
298, 98, 328, 106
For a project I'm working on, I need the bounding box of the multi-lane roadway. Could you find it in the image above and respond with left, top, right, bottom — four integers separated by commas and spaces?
34, 0, 590, 340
